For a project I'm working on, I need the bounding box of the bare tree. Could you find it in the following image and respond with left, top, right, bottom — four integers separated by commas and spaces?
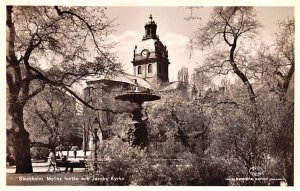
191, 69, 212, 97
177, 67, 189, 84
24, 86, 76, 151
194, 7, 261, 102
252, 18, 294, 185
6, 6, 120, 173
192, 8, 294, 184
255, 18, 294, 99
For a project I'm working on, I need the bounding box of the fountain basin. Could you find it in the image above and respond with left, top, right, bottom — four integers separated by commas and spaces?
115, 92, 160, 104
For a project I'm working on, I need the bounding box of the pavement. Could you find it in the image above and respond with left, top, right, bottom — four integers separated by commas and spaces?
7, 150, 91, 174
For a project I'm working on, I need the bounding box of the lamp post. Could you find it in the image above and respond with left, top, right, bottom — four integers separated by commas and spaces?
57, 136, 60, 145
263, 154, 271, 177
56, 136, 60, 157
92, 117, 100, 171
83, 122, 86, 157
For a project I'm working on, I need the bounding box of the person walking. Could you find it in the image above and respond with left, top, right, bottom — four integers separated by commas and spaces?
55, 144, 63, 159
47, 149, 56, 172
71, 145, 79, 159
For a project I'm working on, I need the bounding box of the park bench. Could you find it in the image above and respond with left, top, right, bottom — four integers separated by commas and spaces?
56, 159, 87, 173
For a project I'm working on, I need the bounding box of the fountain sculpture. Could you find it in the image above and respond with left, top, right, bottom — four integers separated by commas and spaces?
115, 80, 160, 148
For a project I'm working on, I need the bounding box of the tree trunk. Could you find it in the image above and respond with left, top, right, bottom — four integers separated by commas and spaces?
7, 103, 33, 173
230, 42, 256, 103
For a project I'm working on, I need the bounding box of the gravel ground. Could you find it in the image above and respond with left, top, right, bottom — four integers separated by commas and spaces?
6, 162, 89, 185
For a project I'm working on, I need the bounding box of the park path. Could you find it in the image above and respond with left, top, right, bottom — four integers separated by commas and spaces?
7, 150, 90, 174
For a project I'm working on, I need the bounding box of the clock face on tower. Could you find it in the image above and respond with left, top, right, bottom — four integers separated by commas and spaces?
141, 49, 149, 58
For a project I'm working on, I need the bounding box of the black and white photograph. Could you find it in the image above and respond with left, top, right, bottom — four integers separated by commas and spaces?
4, 0, 297, 188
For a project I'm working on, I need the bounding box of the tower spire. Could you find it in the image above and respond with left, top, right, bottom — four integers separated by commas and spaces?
143, 14, 157, 40
133, 15, 170, 85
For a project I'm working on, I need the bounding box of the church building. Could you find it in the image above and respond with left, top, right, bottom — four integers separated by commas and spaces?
81, 15, 171, 151
132, 14, 170, 86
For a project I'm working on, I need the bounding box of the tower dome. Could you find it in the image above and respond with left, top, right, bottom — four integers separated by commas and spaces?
132, 15, 170, 86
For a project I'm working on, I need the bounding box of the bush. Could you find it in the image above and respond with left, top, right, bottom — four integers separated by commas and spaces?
86, 137, 228, 185
30, 146, 48, 160
87, 136, 145, 185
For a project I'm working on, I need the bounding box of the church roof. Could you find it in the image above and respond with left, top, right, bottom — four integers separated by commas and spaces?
135, 38, 157, 53
160, 81, 189, 92
134, 14, 168, 61
85, 72, 153, 89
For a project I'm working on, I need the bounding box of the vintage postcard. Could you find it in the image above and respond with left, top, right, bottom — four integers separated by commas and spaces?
2, 0, 298, 189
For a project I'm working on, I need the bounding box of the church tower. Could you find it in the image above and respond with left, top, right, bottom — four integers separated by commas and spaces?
132, 15, 170, 86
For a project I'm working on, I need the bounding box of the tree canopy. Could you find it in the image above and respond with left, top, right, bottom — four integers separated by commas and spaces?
6, 6, 120, 173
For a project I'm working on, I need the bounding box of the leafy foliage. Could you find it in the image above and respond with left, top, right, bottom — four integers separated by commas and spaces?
24, 85, 76, 149
87, 136, 227, 185
190, 7, 294, 185
6, 6, 120, 173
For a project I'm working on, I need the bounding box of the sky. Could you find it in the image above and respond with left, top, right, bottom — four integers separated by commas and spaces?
104, 6, 294, 82
0, 2, 295, 84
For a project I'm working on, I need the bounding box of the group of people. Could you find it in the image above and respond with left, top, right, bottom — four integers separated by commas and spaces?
47, 144, 79, 172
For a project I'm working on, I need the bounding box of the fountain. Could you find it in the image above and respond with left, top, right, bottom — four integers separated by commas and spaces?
115, 80, 160, 148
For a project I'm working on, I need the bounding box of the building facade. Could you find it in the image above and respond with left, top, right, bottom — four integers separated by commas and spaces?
132, 15, 170, 86
82, 15, 171, 151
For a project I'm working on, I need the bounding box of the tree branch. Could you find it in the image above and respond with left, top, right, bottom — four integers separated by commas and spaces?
54, 6, 116, 66
21, 83, 45, 106
223, 23, 233, 46
282, 62, 294, 93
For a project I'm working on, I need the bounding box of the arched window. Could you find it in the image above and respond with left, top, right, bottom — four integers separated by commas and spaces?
148, 64, 152, 73
138, 66, 142, 74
